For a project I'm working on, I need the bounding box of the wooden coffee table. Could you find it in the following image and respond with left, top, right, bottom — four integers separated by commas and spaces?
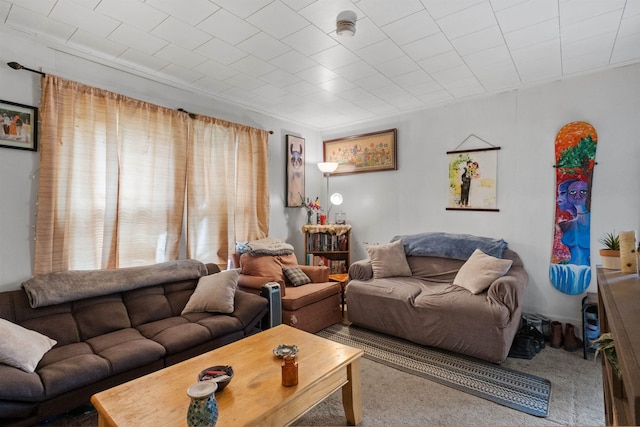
91, 324, 363, 426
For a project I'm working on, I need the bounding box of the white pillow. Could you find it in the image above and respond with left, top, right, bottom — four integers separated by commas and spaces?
182, 269, 239, 315
453, 249, 513, 294
0, 318, 57, 373
366, 239, 412, 279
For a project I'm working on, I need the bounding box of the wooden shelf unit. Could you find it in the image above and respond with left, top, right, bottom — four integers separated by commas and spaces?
302, 224, 351, 274
597, 267, 640, 426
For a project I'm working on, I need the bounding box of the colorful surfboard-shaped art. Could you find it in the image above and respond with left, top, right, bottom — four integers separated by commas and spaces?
549, 122, 598, 295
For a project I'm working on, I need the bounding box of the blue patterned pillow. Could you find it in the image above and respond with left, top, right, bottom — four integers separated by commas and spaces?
283, 267, 311, 286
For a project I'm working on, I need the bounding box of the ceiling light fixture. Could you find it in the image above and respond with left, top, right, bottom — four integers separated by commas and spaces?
336, 10, 357, 37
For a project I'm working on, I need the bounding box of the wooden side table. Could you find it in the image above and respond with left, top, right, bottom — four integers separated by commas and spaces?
329, 273, 349, 316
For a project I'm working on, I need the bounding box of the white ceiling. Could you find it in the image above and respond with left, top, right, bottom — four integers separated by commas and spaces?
2, 0, 640, 131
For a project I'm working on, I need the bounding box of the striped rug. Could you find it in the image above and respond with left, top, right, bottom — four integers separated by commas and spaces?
317, 323, 551, 417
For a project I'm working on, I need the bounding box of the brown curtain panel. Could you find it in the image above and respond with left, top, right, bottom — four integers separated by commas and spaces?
35, 75, 268, 274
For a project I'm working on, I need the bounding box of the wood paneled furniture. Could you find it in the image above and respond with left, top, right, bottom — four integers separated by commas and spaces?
597, 268, 640, 426
91, 324, 363, 427
303, 224, 351, 274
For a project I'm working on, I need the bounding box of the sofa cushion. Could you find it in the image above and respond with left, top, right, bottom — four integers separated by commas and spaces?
0, 364, 45, 402
282, 282, 341, 311
453, 249, 513, 294
283, 267, 311, 286
136, 317, 212, 354
366, 239, 412, 279
73, 294, 131, 340
0, 318, 56, 373
239, 253, 298, 282
86, 328, 166, 374
182, 270, 239, 315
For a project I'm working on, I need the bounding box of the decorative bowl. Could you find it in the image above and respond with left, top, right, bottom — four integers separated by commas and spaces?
198, 365, 233, 392
273, 344, 299, 358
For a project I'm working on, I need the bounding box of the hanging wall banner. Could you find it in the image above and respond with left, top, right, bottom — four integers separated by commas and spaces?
446, 147, 499, 211
549, 121, 598, 295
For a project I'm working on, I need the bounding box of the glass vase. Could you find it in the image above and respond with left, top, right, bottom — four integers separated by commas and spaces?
187, 381, 219, 427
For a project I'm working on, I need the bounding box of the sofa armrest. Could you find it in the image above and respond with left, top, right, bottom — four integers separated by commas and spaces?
237, 274, 284, 292
348, 260, 373, 281
299, 265, 329, 283
487, 267, 528, 313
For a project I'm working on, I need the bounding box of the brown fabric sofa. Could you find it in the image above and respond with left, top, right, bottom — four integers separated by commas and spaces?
232, 252, 342, 333
346, 234, 528, 363
0, 260, 268, 427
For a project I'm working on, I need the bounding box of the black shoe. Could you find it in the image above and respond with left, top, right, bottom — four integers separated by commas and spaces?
508, 334, 536, 359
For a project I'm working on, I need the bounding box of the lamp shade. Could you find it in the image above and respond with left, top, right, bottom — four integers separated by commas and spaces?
317, 162, 338, 173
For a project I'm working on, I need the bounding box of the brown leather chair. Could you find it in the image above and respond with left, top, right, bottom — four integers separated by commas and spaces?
232, 252, 341, 333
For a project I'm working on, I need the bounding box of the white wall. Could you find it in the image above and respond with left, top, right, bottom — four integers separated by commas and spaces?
321, 63, 640, 325
2, 28, 639, 327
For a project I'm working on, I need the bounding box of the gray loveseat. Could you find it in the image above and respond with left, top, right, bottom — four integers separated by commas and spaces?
346, 233, 528, 363
0, 259, 268, 427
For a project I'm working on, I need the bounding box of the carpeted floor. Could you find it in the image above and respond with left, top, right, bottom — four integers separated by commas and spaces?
40, 325, 604, 426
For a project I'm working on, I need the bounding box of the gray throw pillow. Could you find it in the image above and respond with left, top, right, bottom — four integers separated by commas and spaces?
182, 269, 239, 315
0, 318, 57, 372
366, 239, 412, 279
453, 249, 513, 294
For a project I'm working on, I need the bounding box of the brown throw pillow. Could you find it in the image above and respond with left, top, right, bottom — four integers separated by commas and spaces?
366, 239, 412, 279
453, 249, 513, 294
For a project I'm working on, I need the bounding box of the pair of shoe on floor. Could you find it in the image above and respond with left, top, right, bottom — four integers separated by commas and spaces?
508, 322, 546, 359
550, 321, 583, 352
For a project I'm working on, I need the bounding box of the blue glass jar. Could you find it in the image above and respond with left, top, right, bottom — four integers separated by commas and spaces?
187, 381, 218, 427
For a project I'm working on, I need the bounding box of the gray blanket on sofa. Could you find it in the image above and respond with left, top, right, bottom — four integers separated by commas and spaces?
22, 259, 208, 308
391, 232, 508, 260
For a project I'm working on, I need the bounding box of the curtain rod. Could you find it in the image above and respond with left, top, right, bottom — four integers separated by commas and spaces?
6, 61, 45, 76
177, 108, 273, 134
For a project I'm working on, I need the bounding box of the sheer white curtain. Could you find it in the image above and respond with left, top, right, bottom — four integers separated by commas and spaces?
35, 75, 268, 274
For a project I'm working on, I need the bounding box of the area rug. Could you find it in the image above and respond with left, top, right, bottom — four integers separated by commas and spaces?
317, 323, 551, 417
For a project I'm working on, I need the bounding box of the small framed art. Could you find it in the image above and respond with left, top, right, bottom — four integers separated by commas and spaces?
286, 134, 305, 207
0, 99, 38, 151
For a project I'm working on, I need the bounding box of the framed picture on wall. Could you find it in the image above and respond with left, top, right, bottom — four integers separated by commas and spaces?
0, 99, 38, 151
446, 147, 500, 211
323, 128, 397, 175
286, 134, 305, 207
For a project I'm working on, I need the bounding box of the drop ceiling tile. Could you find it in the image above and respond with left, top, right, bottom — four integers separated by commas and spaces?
421, 0, 486, 20
495, 0, 558, 34
96, 0, 167, 32
611, 32, 640, 63
473, 60, 521, 90
296, 64, 339, 84
305, 90, 341, 104
623, 1, 640, 17
382, 10, 439, 45
503, 18, 558, 50
403, 33, 453, 62
406, 79, 443, 96
415, 89, 453, 105
219, 86, 258, 102
450, 25, 504, 56
211, 0, 273, 19
145, 0, 220, 26
7, 5, 76, 42
195, 38, 248, 65
619, 13, 640, 37
281, 0, 317, 12
251, 83, 289, 98
238, 32, 291, 61
285, 80, 322, 96
197, 9, 260, 45
50, 0, 119, 38
261, 68, 303, 87
511, 39, 562, 82
270, 50, 317, 73
108, 24, 169, 54
151, 17, 212, 51
193, 60, 237, 80
7, 0, 56, 15
298, 0, 364, 33
230, 55, 278, 78
562, 32, 616, 60
225, 73, 266, 91
387, 93, 423, 110
117, 48, 169, 72
445, 79, 485, 98
561, 10, 624, 44
357, 0, 424, 26
246, 1, 310, 39
559, 0, 625, 26
339, 86, 380, 103
319, 76, 357, 93
356, 39, 405, 66
368, 83, 409, 100
430, 64, 476, 86
154, 44, 207, 69
354, 73, 394, 91
437, 2, 497, 39
0, 2, 11, 21
311, 44, 359, 70
157, 63, 204, 83
417, 50, 465, 74
376, 55, 420, 78
489, 0, 528, 12
191, 76, 232, 93
334, 60, 379, 81
464, 44, 511, 69
282, 25, 338, 56
68, 29, 128, 58
392, 69, 435, 89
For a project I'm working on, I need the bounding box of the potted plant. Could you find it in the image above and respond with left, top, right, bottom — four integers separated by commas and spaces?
598, 231, 620, 270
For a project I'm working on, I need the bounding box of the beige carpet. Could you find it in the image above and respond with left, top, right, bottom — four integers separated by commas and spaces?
41, 337, 603, 426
